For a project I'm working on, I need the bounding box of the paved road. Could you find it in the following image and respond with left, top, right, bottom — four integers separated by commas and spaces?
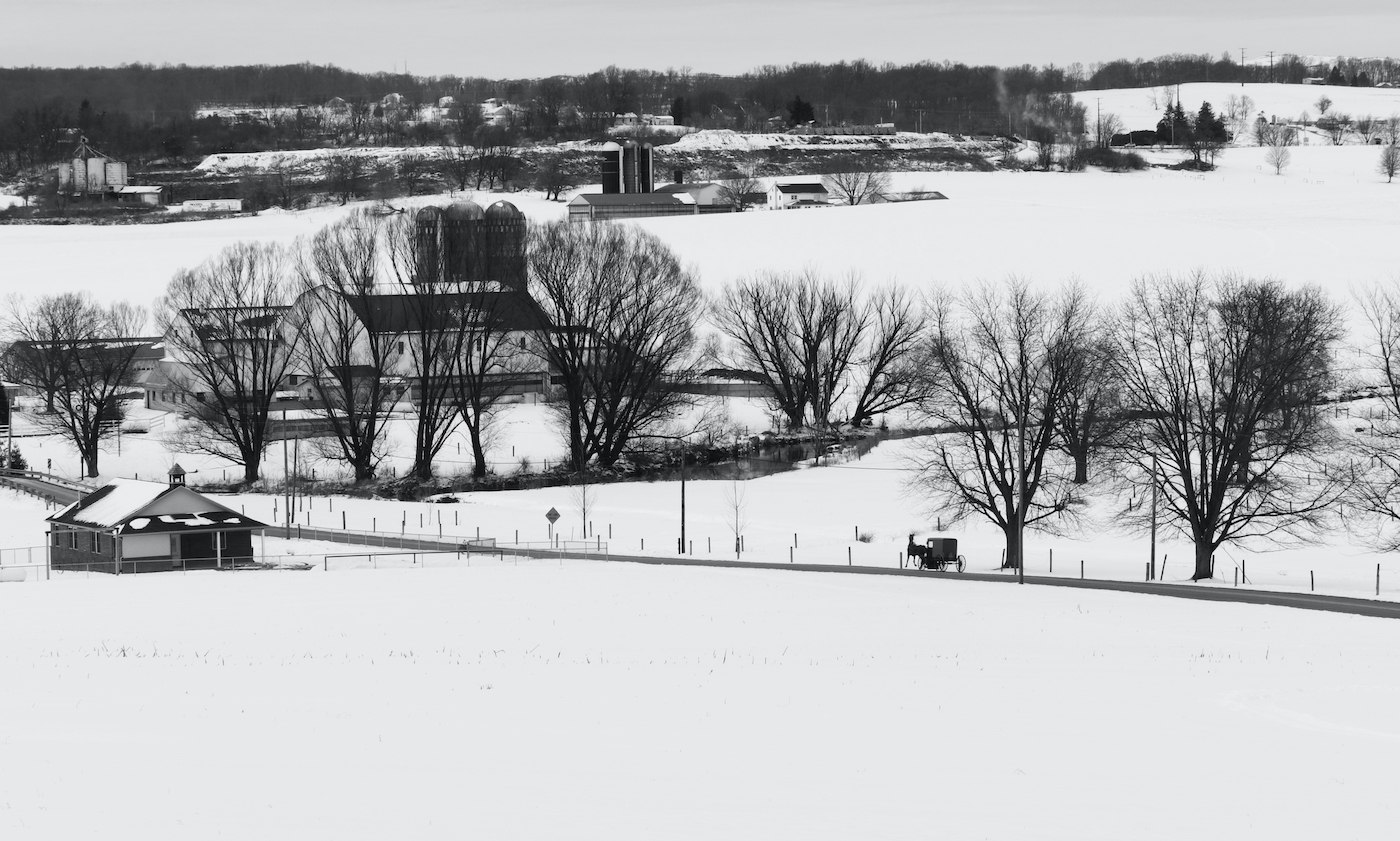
0, 474, 86, 507
20, 477, 1400, 620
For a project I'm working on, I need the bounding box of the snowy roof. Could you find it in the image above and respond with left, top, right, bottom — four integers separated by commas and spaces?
47, 479, 266, 534
117, 186, 163, 195
570, 193, 693, 206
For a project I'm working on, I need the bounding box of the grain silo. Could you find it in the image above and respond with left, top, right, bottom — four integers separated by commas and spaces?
414, 206, 444, 283
483, 201, 526, 290
599, 141, 622, 193
443, 200, 485, 283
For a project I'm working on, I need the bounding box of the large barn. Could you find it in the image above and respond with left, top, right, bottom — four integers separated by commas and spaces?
47, 466, 267, 574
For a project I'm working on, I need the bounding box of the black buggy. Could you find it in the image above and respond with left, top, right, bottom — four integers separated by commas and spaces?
907, 535, 966, 573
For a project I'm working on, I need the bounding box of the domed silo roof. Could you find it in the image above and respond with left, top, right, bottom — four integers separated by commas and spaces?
484, 200, 524, 221
444, 200, 484, 220
415, 206, 444, 222
599, 141, 622, 152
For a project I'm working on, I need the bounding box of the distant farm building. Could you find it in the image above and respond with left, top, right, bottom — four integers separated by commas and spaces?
55, 138, 163, 205
568, 192, 699, 222
47, 469, 268, 574
768, 181, 831, 210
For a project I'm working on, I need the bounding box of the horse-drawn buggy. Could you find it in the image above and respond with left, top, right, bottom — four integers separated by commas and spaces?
907, 535, 966, 572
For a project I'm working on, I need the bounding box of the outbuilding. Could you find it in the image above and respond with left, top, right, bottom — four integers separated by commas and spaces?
47, 466, 267, 574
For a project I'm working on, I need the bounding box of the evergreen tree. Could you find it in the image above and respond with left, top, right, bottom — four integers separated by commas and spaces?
669, 96, 688, 126
1195, 102, 1228, 143
787, 95, 815, 127
1328, 65, 1346, 85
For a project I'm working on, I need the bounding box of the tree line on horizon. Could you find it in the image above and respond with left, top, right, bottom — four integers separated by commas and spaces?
4, 53, 1398, 173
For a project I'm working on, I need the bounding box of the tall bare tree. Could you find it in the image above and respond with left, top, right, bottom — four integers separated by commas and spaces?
1053, 287, 1126, 485
157, 241, 300, 485
4, 293, 147, 477
1345, 280, 1400, 549
293, 210, 406, 482
712, 271, 871, 429
912, 279, 1083, 570
1116, 274, 1345, 580
848, 284, 926, 427
527, 221, 702, 470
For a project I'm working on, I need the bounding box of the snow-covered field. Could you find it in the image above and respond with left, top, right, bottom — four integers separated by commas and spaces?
5, 142, 1396, 313
3, 556, 1399, 839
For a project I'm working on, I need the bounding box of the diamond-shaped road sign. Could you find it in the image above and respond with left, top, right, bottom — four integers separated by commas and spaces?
545, 507, 561, 524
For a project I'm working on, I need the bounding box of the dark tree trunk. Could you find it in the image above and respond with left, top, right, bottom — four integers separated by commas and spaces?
1193, 541, 1215, 580
1073, 447, 1089, 484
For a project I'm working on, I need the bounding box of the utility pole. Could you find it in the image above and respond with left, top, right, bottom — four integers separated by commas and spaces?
678, 442, 687, 554
1269, 51, 1275, 84
1149, 457, 1158, 579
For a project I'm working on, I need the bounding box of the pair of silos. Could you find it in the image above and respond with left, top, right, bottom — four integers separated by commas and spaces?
414, 200, 526, 288
599, 140, 654, 194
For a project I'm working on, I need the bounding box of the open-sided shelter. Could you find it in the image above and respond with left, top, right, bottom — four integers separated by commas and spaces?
46, 466, 267, 574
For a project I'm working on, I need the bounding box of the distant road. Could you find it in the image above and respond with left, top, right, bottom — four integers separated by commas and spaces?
14, 475, 1399, 620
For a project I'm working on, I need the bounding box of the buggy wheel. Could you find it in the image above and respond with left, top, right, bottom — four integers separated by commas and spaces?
956, 555, 966, 573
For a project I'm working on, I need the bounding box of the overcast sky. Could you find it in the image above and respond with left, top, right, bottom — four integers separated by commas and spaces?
4, 1, 1396, 77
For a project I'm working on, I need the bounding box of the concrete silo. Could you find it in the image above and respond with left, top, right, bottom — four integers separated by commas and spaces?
483, 200, 527, 290
443, 200, 485, 283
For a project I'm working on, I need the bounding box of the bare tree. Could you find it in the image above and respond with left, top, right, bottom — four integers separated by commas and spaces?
2, 294, 70, 412
292, 210, 406, 482
1093, 111, 1124, 149
1116, 274, 1345, 580
1265, 144, 1292, 175
712, 275, 810, 428
711, 271, 871, 429
4, 293, 147, 477
716, 171, 763, 211
1315, 95, 1333, 118
1354, 115, 1382, 145
527, 221, 703, 470
847, 284, 925, 427
1347, 280, 1400, 548
1054, 287, 1128, 485
911, 279, 1084, 570
1319, 113, 1352, 145
822, 158, 891, 206
380, 213, 469, 481
156, 241, 300, 485
1380, 144, 1400, 183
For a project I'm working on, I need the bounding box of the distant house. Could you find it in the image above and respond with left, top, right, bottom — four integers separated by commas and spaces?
614, 112, 642, 127
436, 95, 457, 108
47, 468, 268, 574
567, 192, 699, 222
767, 182, 830, 210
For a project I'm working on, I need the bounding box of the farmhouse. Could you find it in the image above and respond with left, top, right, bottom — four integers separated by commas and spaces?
47, 467, 267, 574
767, 181, 830, 210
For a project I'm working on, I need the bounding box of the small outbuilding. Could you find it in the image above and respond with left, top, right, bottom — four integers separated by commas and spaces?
47, 466, 267, 574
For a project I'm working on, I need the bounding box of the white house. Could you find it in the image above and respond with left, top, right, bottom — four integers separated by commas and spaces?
767, 181, 830, 210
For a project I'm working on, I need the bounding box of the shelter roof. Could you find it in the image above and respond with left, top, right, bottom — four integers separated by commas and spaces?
47, 479, 267, 534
